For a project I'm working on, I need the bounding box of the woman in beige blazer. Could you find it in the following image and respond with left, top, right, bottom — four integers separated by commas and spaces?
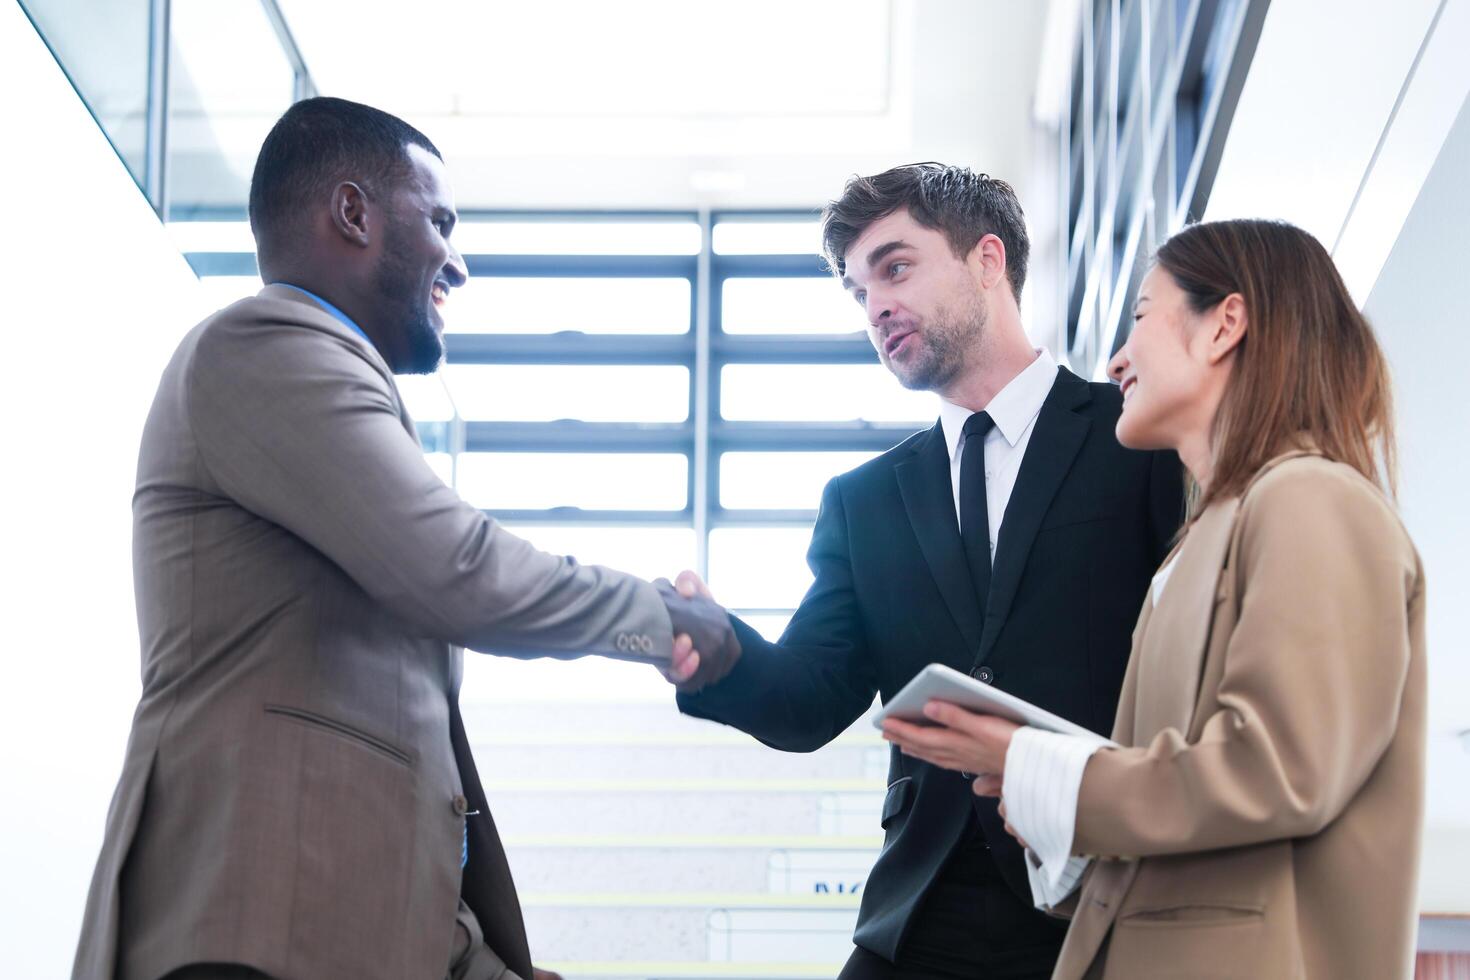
882, 218, 1425, 979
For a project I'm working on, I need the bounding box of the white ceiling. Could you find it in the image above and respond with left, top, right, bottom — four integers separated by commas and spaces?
166, 0, 1050, 210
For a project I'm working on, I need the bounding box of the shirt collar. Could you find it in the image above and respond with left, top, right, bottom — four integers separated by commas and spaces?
272, 283, 374, 349
939, 347, 1059, 462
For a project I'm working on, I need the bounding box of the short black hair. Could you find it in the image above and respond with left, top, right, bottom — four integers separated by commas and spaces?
821, 162, 1030, 303
248, 96, 442, 253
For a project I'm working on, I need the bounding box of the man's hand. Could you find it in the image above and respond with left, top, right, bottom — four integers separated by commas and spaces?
655, 571, 740, 692
533, 968, 564, 980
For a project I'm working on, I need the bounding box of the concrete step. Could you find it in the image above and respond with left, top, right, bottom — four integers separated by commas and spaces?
524, 963, 844, 980
520, 899, 858, 964
504, 841, 879, 895
475, 742, 888, 782
489, 784, 882, 838
460, 699, 883, 744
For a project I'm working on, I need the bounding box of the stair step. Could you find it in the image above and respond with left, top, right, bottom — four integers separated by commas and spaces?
506, 844, 879, 895
520, 893, 862, 909
490, 787, 881, 837
523, 905, 858, 963
475, 744, 888, 781
528, 962, 845, 979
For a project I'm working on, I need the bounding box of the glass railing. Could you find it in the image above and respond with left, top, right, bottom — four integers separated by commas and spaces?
19, 0, 154, 196
18, 0, 313, 217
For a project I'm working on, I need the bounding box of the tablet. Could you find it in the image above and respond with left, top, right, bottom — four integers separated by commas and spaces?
873, 663, 1115, 745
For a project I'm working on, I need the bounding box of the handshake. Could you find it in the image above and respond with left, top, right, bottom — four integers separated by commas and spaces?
653, 570, 741, 693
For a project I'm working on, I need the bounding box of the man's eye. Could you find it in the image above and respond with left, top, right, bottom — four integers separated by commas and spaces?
889, 262, 908, 277
854, 291, 867, 307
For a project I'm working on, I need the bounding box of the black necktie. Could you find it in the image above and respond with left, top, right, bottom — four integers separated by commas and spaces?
959, 411, 995, 612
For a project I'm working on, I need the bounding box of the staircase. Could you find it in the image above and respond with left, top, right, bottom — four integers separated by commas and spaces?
461, 698, 886, 978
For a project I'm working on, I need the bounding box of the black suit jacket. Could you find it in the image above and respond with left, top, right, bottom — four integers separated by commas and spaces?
678, 366, 1182, 960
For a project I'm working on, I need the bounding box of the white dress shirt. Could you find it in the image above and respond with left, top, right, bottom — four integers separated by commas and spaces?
1002, 551, 1183, 909
938, 348, 1059, 543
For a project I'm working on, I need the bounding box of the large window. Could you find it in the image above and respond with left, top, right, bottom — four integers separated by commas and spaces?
176, 211, 934, 646
1056, 0, 1269, 379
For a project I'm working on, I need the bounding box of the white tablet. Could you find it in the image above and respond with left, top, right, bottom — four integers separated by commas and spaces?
873, 663, 1115, 745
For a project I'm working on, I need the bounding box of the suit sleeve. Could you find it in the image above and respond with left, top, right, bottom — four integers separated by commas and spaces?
1072, 465, 1419, 858
677, 475, 877, 752
187, 316, 671, 659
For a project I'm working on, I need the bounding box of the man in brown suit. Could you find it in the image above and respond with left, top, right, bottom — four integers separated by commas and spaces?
71, 97, 735, 980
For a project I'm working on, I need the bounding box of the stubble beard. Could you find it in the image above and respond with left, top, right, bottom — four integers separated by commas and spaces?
373, 220, 446, 376
888, 292, 989, 393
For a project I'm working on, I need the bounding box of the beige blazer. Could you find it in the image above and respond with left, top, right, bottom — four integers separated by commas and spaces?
1053, 452, 1426, 980
73, 286, 672, 980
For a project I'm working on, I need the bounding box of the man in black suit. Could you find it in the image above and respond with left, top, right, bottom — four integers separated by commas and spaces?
666, 164, 1181, 978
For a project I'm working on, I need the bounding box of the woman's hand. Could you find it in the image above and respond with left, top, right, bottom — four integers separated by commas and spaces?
880, 700, 1022, 787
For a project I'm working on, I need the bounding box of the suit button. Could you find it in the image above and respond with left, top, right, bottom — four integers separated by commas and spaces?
971, 666, 995, 684
451, 794, 469, 816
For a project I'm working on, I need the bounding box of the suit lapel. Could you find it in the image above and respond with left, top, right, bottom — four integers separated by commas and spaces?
975, 368, 1092, 665
1130, 498, 1239, 744
895, 422, 984, 653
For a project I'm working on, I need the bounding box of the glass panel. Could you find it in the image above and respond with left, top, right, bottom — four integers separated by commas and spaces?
498, 525, 697, 584
445, 277, 690, 335
458, 453, 687, 511
721, 278, 867, 335
395, 374, 455, 423
708, 526, 815, 610
21, 0, 151, 190
720, 365, 937, 423
168, 0, 295, 212
713, 220, 823, 255
197, 275, 263, 313
443, 364, 689, 422
166, 220, 255, 253
720, 452, 878, 510
450, 221, 700, 256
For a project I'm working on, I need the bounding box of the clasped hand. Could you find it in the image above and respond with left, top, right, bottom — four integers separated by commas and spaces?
655, 570, 741, 693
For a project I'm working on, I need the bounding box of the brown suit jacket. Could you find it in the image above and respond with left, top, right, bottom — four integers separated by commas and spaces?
1053, 452, 1426, 980
72, 286, 673, 980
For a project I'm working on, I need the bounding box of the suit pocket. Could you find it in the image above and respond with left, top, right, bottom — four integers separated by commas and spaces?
264, 704, 413, 767
1119, 902, 1263, 926
880, 776, 914, 830
1106, 905, 1269, 979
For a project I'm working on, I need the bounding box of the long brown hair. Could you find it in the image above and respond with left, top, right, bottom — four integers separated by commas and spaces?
1152, 219, 1397, 516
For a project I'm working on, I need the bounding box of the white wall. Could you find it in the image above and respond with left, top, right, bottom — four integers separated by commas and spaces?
0, 6, 208, 976
1204, 0, 1470, 920
1363, 90, 1470, 917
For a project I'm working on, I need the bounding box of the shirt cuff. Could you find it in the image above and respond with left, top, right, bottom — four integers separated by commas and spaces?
1024, 848, 1091, 911
1003, 727, 1104, 899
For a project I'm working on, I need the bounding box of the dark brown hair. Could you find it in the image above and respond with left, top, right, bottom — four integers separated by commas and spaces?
1153, 219, 1397, 515
820, 163, 1030, 303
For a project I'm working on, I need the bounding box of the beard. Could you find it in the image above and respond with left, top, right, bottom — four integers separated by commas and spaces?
372, 222, 445, 375
885, 290, 988, 392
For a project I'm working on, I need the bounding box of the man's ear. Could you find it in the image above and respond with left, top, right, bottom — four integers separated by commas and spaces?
330, 181, 372, 248
1205, 293, 1248, 365
968, 233, 1008, 292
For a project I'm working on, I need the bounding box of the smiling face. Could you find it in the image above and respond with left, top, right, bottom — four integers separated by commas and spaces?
840, 209, 990, 393
367, 144, 467, 374
1107, 264, 1227, 455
